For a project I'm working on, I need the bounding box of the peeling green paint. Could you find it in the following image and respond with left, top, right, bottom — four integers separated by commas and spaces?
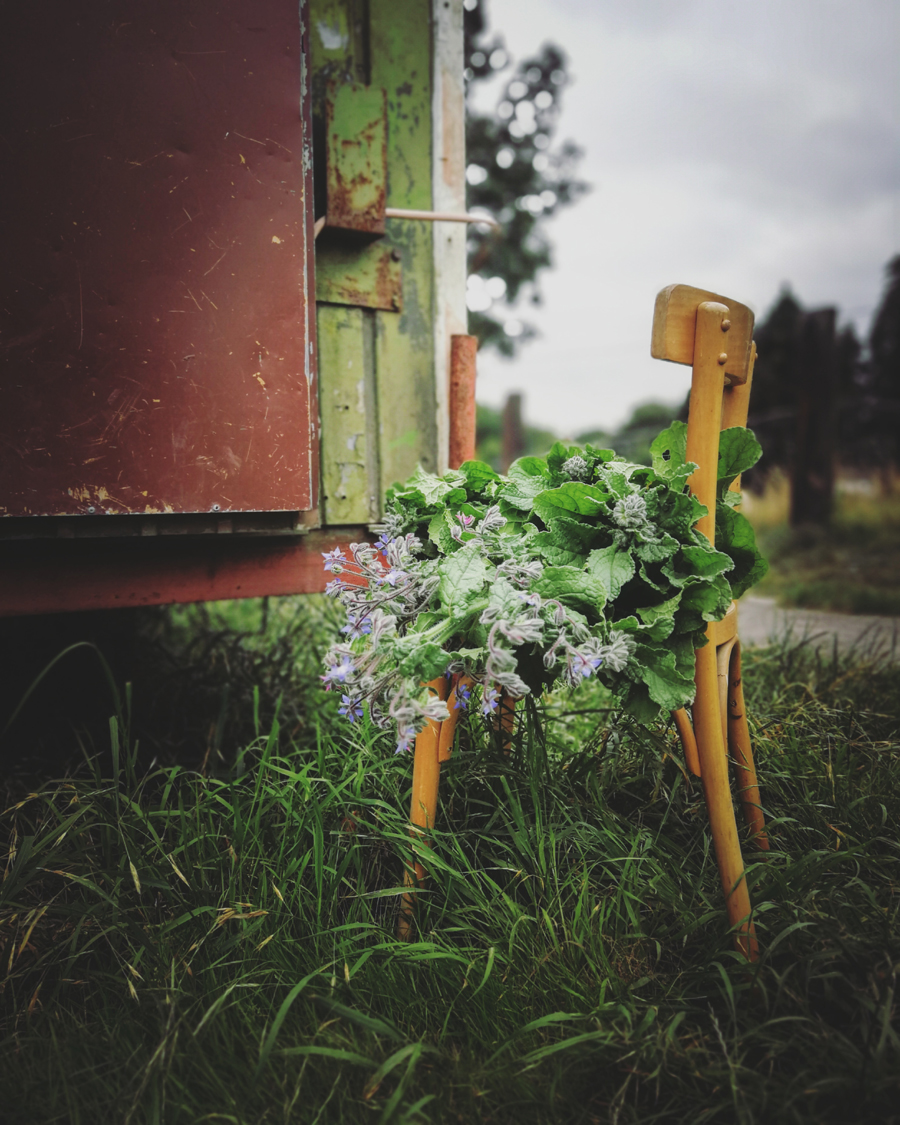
317, 304, 379, 524
313, 0, 438, 515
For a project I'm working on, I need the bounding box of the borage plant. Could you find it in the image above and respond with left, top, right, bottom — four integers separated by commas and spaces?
321, 423, 767, 751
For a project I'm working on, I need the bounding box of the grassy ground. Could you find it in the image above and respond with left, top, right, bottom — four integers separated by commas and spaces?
1, 600, 899, 1123
744, 470, 900, 616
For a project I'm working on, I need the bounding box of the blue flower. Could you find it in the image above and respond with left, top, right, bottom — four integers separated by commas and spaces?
322, 656, 355, 686
481, 686, 500, 715
395, 725, 416, 754
571, 652, 602, 679
341, 615, 373, 640
455, 683, 471, 711
324, 579, 344, 597
338, 695, 363, 722
322, 547, 347, 573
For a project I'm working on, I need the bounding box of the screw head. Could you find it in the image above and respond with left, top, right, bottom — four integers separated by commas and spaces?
717, 352, 728, 365
87, 506, 96, 514
721, 319, 731, 332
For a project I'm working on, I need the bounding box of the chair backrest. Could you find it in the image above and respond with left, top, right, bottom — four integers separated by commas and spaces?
651, 284, 757, 544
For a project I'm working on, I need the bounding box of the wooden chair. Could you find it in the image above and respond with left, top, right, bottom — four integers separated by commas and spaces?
653, 284, 769, 962
399, 297, 769, 961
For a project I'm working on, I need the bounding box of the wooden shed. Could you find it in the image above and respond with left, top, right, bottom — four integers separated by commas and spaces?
0, 0, 467, 616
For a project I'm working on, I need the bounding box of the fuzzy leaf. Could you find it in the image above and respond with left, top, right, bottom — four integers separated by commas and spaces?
459, 460, 500, 493
428, 509, 465, 554
586, 544, 635, 601
678, 544, 734, 578
437, 549, 489, 609
533, 516, 604, 566
502, 457, 553, 509
716, 428, 762, 498
634, 533, 681, 563
715, 505, 769, 599
401, 466, 466, 508
397, 642, 452, 681
546, 441, 585, 476
636, 593, 682, 635
533, 483, 611, 524
533, 566, 608, 615
632, 643, 696, 710
596, 469, 630, 499
650, 422, 695, 490
583, 443, 617, 465
675, 574, 733, 631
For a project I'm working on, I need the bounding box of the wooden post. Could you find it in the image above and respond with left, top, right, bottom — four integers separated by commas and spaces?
449, 335, 478, 468
501, 392, 525, 473
790, 309, 837, 526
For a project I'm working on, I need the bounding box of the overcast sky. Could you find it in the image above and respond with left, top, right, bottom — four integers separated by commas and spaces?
472, 0, 900, 436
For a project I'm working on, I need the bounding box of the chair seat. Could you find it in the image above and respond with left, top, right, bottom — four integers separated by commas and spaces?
711, 600, 738, 646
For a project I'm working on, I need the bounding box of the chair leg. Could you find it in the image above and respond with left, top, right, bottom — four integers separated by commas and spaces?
672, 707, 702, 777
438, 675, 472, 762
398, 676, 449, 940
716, 638, 738, 748
694, 637, 759, 961
727, 641, 769, 852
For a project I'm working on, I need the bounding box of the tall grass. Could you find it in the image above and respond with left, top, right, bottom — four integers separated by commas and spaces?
1, 602, 899, 1123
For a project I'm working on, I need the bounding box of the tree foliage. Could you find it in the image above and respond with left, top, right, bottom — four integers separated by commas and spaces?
703, 261, 900, 487
463, 0, 589, 355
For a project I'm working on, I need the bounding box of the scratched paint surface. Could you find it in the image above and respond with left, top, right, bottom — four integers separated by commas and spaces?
0, 0, 317, 517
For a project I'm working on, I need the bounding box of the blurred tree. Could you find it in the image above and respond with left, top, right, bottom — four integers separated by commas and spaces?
463, 0, 589, 355
579, 401, 674, 466
742, 287, 805, 486
867, 254, 900, 468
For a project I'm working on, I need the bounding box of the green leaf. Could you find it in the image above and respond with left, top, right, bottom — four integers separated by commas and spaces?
654, 489, 707, 538
402, 466, 467, 508
533, 483, 611, 524
632, 642, 696, 710
459, 459, 500, 493
586, 544, 635, 601
617, 680, 663, 724
428, 509, 464, 554
678, 544, 734, 578
596, 468, 630, 499
397, 643, 452, 681
634, 533, 680, 563
533, 566, 607, 615
546, 441, 583, 476
716, 428, 762, 498
636, 594, 682, 640
715, 505, 768, 599
675, 574, 733, 631
583, 443, 616, 465
501, 457, 553, 509
437, 549, 489, 609
533, 516, 605, 566
650, 421, 695, 490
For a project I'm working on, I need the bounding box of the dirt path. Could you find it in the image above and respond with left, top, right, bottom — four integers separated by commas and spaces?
738, 595, 900, 661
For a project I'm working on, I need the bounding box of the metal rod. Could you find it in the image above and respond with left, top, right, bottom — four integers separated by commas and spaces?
385, 207, 500, 228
